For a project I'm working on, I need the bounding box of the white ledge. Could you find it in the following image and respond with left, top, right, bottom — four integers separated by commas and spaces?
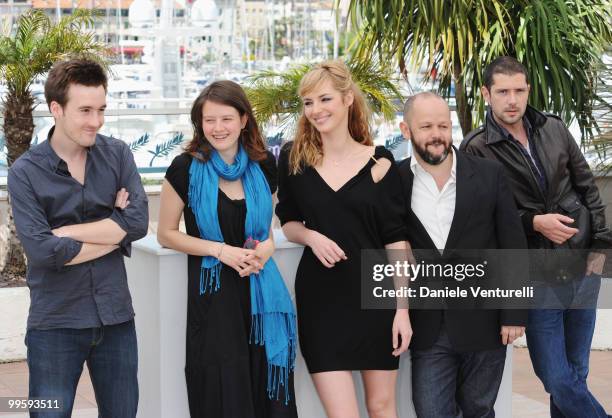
133, 228, 304, 256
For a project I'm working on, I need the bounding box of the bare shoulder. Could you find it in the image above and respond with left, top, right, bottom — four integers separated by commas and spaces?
370, 146, 392, 183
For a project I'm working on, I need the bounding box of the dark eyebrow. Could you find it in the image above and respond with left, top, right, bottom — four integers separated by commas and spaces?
78, 105, 107, 110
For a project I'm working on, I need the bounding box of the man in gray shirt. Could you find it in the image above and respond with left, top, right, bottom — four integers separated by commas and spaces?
8, 59, 148, 417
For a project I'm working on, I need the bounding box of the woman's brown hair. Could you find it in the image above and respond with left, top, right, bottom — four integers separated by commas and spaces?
289, 60, 372, 174
186, 80, 267, 161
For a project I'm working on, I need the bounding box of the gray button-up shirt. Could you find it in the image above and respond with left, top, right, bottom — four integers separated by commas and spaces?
8, 128, 149, 330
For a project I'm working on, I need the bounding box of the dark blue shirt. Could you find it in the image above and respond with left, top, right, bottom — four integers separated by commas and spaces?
7, 128, 149, 330
487, 111, 548, 192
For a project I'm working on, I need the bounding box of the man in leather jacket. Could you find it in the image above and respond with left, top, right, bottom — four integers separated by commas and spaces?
461, 56, 612, 418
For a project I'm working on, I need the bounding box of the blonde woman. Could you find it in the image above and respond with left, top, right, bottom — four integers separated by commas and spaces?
276, 61, 412, 418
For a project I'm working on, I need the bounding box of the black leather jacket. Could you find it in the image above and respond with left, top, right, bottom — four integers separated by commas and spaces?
460, 105, 612, 250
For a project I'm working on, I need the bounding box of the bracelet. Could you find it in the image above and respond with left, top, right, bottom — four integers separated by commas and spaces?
244, 237, 259, 249
216, 243, 225, 259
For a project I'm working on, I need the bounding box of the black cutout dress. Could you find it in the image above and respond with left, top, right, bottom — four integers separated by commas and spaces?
276, 144, 407, 373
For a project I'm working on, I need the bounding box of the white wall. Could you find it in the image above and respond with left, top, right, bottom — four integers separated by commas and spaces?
0, 287, 29, 361
124, 232, 513, 418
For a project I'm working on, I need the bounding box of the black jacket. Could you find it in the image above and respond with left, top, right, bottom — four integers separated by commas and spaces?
398, 151, 528, 352
460, 106, 612, 250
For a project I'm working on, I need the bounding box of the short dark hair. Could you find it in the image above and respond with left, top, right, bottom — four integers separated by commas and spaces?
483, 56, 528, 90
44, 59, 108, 108
185, 80, 267, 162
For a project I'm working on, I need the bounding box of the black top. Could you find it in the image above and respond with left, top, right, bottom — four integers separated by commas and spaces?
7, 127, 149, 330
276, 143, 407, 373
165, 151, 296, 418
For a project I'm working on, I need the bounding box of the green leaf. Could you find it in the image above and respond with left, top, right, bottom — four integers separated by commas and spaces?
0, 10, 108, 166
343, 0, 612, 139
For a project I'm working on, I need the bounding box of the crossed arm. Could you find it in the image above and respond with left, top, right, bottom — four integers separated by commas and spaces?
8, 146, 148, 270
53, 189, 131, 266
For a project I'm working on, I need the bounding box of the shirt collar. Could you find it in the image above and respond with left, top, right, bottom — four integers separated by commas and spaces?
487, 110, 532, 143
410, 146, 457, 180
42, 126, 64, 171
43, 126, 93, 175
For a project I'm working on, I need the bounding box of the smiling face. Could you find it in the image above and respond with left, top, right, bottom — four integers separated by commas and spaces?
50, 83, 106, 148
400, 95, 453, 166
482, 72, 530, 129
201, 100, 247, 156
301, 79, 353, 136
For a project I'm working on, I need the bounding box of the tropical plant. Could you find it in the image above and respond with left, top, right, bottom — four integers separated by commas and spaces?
245, 57, 403, 138
344, 0, 612, 138
0, 9, 108, 282
585, 55, 612, 168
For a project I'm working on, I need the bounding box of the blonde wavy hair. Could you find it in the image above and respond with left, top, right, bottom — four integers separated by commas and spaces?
289, 60, 373, 174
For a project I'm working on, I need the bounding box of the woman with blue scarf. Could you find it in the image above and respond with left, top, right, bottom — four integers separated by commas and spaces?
158, 80, 297, 418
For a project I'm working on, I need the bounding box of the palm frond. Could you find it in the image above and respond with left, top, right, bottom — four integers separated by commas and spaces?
0, 10, 107, 97
582, 56, 612, 169
245, 57, 402, 141
0, 9, 109, 167
345, 0, 612, 140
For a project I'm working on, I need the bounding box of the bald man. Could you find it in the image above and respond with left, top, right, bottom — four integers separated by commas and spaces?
397, 92, 528, 418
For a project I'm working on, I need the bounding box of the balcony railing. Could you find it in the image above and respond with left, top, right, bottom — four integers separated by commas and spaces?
0, 100, 434, 179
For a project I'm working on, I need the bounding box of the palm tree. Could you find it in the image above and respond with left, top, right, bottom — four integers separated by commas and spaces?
586, 55, 612, 167
0, 10, 108, 283
245, 58, 402, 138
344, 0, 612, 138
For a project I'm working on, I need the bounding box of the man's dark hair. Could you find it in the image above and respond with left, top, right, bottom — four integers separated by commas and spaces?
483, 56, 529, 90
44, 59, 108, 108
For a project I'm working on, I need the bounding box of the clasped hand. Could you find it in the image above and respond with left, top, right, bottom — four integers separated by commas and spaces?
219, 238, 274, 277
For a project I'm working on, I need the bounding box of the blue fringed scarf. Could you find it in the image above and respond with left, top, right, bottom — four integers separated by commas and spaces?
188, 145, 297, 403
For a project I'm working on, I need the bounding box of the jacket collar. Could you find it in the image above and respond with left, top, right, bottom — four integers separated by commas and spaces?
484, 105, 547, 145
